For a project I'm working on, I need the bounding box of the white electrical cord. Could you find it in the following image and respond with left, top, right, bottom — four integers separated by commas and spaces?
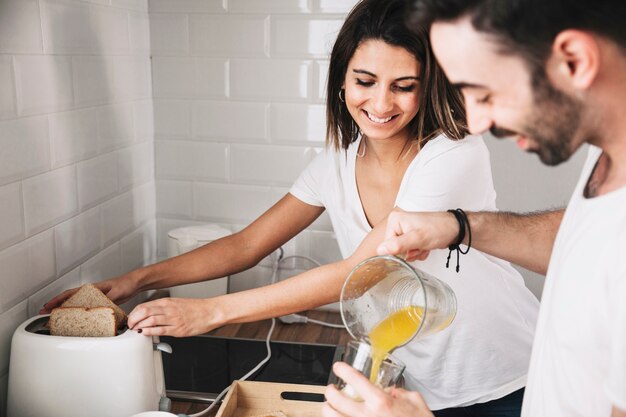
188, 248, 284, 417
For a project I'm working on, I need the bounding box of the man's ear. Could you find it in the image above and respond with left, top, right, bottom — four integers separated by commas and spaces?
548, 29, 600, 92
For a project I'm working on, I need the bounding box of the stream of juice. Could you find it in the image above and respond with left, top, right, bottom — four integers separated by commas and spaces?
367, 306, 424, 383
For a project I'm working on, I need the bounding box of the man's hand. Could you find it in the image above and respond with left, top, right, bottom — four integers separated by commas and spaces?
323, 362, 434, 417
377, 209, 459, 261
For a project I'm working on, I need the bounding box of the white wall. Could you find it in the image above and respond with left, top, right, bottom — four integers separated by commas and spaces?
149, 0, 351, 291
0, 1, 155, 415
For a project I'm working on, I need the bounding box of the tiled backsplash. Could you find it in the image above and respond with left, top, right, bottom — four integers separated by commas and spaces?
0, 1, 155, 414
150, 0, 351, 290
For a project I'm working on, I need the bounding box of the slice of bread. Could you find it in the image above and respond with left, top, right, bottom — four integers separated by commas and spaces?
61, 284, 127, 326
49, 307, 116, 337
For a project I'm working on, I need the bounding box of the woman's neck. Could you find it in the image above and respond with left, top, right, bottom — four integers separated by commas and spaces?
360, 135, 418, 167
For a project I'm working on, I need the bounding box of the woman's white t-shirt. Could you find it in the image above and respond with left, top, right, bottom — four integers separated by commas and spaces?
290, 134, 539, 410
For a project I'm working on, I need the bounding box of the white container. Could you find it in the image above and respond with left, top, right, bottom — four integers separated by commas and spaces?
167, 224, 231, 299
7, 315, 172, 417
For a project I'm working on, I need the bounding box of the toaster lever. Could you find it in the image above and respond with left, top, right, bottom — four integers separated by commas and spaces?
154, 342, 172, 354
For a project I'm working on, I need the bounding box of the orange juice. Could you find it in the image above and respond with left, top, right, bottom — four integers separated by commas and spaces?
367, 306, 424, 383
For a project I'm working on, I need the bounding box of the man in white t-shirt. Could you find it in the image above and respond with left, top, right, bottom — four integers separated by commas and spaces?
322, 1, 626, 417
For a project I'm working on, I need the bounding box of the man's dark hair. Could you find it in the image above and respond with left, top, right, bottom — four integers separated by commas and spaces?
411, 0, 626, 69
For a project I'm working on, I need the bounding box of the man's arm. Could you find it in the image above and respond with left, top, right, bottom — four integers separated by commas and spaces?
378, 209, 564, 275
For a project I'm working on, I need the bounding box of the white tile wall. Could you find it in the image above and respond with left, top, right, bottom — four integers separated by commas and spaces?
54, 206, 102, 276
189, 15, 268, 56
0, 231, 56, 313
149, 0, 226, 13
229, 0, 311, 13
14, 55, 74, 116
156, 140, 228, 181
149, 14, 189, 55
0, 183, 24, 251
230, 145, 313, 186
40, 0, 93, 54
0, 116, 50, 186
154, 100, 190, 138
0, 0, 43, 54
77, 153, 119, 210
270, 17, 343, 57
22, 166, 78, 237
0, 57, 16, 119
0, 0, 156, 400
270, 103, 326, 143
50, 108, 100, 167
192, 101, 268, 141
80, 242, 122, 283
229, 59, 311, 100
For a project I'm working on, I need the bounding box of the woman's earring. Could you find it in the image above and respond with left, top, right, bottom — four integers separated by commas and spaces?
338, 89, 345, 103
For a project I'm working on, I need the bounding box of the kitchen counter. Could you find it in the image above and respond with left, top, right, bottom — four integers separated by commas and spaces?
170, 310, 350, 415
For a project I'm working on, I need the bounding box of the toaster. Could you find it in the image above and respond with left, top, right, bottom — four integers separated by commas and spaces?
7, 315, 172, 417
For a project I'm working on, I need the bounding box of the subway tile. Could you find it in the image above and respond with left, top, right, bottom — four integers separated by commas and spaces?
129, 12, 151, 54
80, 242, 121, 284
149, 14, 189, 55
0, 301, 27, 376
27, 267, 80, 319
229, 265, 273, 293
192, 101, 268, 141
230, 59, 311, 99
118, 142, 154, 190
14, 55, 73, 116
230, 145, 310, 186
89, 4, 131, 54
148, 0, 225, 13
98, 103, 135, 151
271, 17, 342, 57
101, 183, 155, 246
0, 116, 49, 186
316, 0, 357, 13
130, 182, 157, 227
72, 56, 116, 106
0, 57, 16, 119
229, 0, 310, 13
22, 166, 78, 237
49, 108, 99, 168
114, 57, 151, 101
156, 140, 227, 181
112, 0, 148, 12
77, 153, 118, 210
309, 230, 341, 264
193, 183, 275, 223
134, 100, 155, 141
316, 60, 329, 99
0, 0, 43, 54
0, 231, 56, 314
154, 100, 190, 138
270, 103, 326, 143
54, 207, 101, 276
153, 57, 227, 98
101, 192, 136, 245
40, 0, 94, 54
190, 15, 267, 57
156, 180, 193, 219
120, 220, 156, 273
0, 183, 24, 251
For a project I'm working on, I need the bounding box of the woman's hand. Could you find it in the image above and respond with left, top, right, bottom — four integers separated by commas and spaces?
377, 209, 459, 261
323, 362, 434, 417
127, 297, 222, 337
39, 274, 139, 314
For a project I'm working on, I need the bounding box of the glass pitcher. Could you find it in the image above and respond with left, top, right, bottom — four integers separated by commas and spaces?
340, 255, 457, 350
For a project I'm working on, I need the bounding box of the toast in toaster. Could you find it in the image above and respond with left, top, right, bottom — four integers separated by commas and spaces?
61, 284, 127, 326
49, 307, 117, 337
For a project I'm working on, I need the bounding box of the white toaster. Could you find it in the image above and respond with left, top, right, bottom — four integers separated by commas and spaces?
7, 315, 172, 417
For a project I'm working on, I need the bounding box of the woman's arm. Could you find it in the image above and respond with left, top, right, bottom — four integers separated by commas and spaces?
42, 193, 325, 312
127, 216, 390, 336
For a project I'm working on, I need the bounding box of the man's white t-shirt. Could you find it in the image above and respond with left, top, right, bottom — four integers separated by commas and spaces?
522, 146, 626, 416
290, 134, 539, 409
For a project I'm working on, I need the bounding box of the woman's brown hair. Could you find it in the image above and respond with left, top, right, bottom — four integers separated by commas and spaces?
326, 0, 468, 151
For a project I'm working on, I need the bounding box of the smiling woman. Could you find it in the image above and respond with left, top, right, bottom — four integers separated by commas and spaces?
42, 1, 538, 416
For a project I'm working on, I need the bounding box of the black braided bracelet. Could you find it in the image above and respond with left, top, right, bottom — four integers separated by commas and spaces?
446, 208, 472, 273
